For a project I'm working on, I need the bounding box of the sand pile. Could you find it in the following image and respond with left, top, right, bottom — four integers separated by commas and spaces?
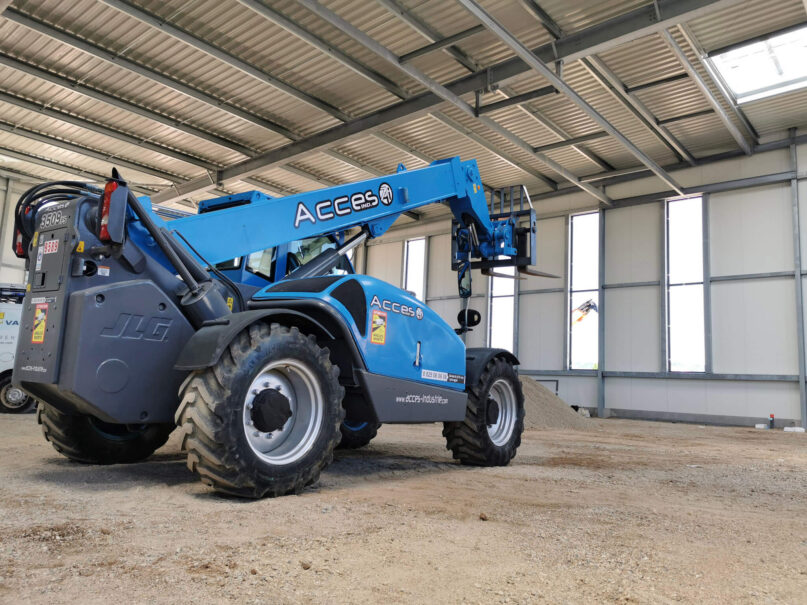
520, 377, 590, 430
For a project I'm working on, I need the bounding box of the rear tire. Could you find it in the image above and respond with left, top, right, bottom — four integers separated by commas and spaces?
176, 323, 344, 498
0, 374, 35, 413
336, 420, 379, 450
37, 402, 173, 464
443, 356, 524, 466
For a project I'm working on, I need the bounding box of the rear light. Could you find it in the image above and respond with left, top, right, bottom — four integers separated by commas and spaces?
14, 229, 24, 257
99, 181, 118, 242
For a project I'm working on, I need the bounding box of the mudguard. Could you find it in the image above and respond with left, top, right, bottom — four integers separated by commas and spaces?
465, 348, 520, 388
175, 309, 338, 370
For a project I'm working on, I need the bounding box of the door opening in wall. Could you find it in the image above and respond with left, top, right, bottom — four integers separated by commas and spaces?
666, 197, 706, 372
569, 212, 600, 370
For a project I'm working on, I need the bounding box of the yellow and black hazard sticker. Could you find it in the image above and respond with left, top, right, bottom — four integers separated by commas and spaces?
76, 240, 85, 253
32, 303, 47, 344
370, 310, 387, 345
226, 296, 234, 311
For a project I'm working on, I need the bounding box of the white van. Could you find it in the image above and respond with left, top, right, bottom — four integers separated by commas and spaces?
0, 284, 34, 413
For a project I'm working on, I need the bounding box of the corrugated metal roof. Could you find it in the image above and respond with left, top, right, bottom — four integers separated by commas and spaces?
0, 0, 804, 211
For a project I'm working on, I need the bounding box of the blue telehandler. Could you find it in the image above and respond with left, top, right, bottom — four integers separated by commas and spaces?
11, 157, 538, 497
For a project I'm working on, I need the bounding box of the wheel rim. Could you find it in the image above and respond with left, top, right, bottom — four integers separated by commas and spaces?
1, 383, 29, 410
486, 378, 517, 446
242, 358, 323, 465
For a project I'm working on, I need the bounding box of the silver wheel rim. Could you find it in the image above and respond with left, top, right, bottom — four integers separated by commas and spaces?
1, 384, 28, 409
486, 378, 517, 446
242, 358, 323, 465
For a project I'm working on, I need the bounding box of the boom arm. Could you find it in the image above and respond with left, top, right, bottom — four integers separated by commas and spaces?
160, 157, 530, 270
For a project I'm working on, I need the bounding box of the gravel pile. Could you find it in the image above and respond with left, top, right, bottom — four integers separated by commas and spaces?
520, 377, 590, 430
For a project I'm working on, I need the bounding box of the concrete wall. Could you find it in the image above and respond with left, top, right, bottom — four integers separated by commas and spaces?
364, 138, 807, 426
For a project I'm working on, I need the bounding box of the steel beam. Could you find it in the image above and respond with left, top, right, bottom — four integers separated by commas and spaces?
520, 0, 563, 39
625, 73, 689, 93
0, 121, 181, 183
702, 194, 713, 373
660, 29, 752, 155
533, 131, 609, 153
0, 53, 254, 157
0, 89, 219, 171
789, 130, 807, 428
657, 109, 715, 125
235, 0, 406, 100
376, 0, 479, 72
458, 0, 685, 194
152, 0, 734, 203
476, 87, 556, 115
400, 25, 486, 63
300, 0, 615, 204
0, 146, 155, 193
98, 0, 348, 121
430, 113, 557, 190
679, 24, 759, 141
581, 57, 697, 165
3, 7, 298, 141
597, 209, 606, 417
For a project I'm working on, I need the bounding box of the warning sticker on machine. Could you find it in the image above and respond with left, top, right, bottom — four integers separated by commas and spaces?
421, 369, 465, 384
98, 266, 110, 277
370, 310, 387, 345
35, 246, 43, 271
31, 303, 47, 344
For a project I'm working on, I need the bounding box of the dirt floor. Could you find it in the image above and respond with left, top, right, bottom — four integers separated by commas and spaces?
1, 414, 806, 604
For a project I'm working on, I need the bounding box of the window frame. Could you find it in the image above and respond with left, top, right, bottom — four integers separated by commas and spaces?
567, 211, 600, 371
665, 196, 706, 373
403, 237, 427, 301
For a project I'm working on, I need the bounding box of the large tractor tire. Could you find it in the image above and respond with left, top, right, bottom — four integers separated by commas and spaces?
443, 356, 524, 466
37, 402, 174, 464
176, 323, 344, 498
0, 373, 35, 413
336, 420, 380, 450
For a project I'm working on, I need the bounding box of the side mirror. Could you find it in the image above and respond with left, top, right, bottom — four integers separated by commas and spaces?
457, 308, 481, 333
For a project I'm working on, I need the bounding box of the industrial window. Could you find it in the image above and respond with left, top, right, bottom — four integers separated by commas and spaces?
488, 264, 514, 351
403, 237, 426, 300
710, 24, 807, 104
569, 212, 599, 370
666, 197, 705, 372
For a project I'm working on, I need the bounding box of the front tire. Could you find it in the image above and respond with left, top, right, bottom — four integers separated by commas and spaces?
443, 356, 524, 466
176, 323, 344, 498
37, 402, 173, 464
0, 374, 35, 413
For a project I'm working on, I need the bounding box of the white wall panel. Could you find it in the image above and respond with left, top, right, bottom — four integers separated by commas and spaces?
557, 376, 597, 408
521, 216, 566, 291
712, 278, 798, 375
366, 241, 403, 287
605, 378, 800, 420
517, 292, 564, 370
604, 286, 660, 372
426, 234, 454, 298
604, 203, 661, 284
710, 184, 793, 276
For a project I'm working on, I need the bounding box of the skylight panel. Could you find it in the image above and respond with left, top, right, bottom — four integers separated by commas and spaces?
711, 24, 807, 104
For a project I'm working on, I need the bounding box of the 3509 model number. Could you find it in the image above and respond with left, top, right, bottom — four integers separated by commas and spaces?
39, 210, 67, 229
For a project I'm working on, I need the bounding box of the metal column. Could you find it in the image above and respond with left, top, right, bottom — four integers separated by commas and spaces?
597, 208, 606, 418
702, 194, 713, 373
788, 129, 807, 428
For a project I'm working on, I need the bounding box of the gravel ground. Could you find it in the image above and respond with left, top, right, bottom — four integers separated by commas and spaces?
0, 414, 806, 604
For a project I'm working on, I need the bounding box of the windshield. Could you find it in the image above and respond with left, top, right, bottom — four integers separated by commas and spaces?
214, 235, 352, 281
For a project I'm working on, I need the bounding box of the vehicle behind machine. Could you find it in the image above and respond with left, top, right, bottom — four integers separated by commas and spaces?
12, 158, 539, 497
